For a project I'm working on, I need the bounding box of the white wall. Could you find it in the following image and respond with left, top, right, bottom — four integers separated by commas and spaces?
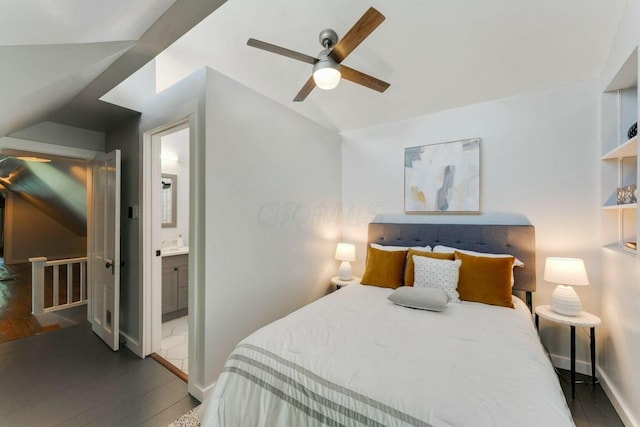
341, 79, 602, 371
598, 1, 640, 425
201, 68, 342, 390
117, 68, 206, 358
128, 67, 341, 399
161, 127, 189, 246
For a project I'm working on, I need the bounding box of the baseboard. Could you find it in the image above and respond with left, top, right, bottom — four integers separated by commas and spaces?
549, 353, 594, 376
189, 380, 215, 403
597, 366, 639, 427
120, 331, 143, 358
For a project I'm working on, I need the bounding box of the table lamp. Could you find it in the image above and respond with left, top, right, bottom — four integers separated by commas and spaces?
334, 243, 356, 280
544, 257, 589, 316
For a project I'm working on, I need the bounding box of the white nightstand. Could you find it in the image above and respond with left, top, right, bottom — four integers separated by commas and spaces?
331, 276, 361, 290
534, 304, 601, 399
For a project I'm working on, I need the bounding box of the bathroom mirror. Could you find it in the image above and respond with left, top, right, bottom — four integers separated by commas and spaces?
161, 173, 177, 228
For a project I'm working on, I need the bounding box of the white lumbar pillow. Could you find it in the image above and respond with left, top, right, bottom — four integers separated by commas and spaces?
387, 287, 448, 311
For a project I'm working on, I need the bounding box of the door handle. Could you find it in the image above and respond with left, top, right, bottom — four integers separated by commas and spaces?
105, 261, 114, 275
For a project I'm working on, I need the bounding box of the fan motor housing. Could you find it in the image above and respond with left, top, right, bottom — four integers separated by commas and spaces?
318, 29, 338, 49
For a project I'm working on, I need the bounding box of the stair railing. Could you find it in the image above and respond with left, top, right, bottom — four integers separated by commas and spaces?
29, 256, 88, 315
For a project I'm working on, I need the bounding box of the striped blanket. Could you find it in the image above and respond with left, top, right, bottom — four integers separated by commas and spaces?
200, 284, 573, 426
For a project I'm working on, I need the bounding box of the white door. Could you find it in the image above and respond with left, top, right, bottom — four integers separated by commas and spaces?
90, 150, 121, 350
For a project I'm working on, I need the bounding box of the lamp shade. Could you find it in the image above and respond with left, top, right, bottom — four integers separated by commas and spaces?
544, 257, 589, 286
545, 257, 589, 316
334, 243, 356, 262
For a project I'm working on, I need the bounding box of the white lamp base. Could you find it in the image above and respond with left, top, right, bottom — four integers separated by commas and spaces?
338, 261, 352, 281
550, 285, 582, 316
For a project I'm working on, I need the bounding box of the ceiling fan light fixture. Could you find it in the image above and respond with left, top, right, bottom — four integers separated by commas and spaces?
313, 54, 341, 90
247, 8, 388, 101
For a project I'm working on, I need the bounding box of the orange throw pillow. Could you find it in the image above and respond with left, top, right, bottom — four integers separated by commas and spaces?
404, 250, 455, 286
361, 246, 408, 289
455, 251, 515, 308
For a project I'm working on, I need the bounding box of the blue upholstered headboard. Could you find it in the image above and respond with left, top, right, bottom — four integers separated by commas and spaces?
367, 223, 536, 295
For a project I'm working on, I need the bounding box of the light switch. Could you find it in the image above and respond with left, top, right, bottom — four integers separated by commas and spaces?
128, 205, 140, 219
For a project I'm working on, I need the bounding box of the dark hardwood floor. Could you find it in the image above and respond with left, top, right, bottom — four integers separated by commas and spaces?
557, 369, 624, 427
0, 322, 198, 426
0, 260, 84, 343
0, 262, 44, 341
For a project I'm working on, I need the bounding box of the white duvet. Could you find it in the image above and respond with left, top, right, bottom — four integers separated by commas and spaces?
200, 284, 573, 426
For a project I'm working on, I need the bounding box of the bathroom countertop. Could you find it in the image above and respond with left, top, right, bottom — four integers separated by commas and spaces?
161, 246, 189, 257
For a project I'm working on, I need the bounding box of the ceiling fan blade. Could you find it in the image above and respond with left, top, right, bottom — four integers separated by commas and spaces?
293, 76, 316, 102
329, 7, 385, 63
341, 66, 390, 93
247, 38, 317, 65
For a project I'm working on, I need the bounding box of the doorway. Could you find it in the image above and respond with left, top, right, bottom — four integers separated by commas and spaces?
144, 119, 191, 378
0, 145, 99, 343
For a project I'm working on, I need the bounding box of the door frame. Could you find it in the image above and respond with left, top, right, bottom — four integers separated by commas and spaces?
138, 85, 206, 400
0, 138, 100, 321
142, 117, 191, 356
142, 118, 190, 359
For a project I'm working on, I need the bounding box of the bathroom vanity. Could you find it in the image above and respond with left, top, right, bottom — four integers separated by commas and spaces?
161, 249, 188, 322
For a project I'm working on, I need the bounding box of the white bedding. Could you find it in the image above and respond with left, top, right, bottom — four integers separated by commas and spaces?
200, 284, 573, 426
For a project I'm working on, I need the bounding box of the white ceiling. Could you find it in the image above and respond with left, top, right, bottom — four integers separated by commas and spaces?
105, 0, 627, 132
0, 0, 175, 137
0, 0, 629, 137
0, 0, 175, 45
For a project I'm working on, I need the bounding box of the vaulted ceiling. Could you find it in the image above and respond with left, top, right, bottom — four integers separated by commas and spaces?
0, 0, 224, 137
105, 0, 628, 132
0, 0, 630, 137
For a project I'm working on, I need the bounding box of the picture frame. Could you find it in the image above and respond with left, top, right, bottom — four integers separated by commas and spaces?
404, 138, 481, 213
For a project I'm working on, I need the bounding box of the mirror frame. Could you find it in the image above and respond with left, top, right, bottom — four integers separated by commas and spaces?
161, 173, 177, 228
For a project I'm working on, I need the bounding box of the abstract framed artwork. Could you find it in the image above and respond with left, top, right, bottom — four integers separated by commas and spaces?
404, 138, 481, 213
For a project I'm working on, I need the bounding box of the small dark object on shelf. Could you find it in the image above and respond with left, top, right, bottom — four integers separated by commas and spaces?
625, 241, 637, 250
628, 122, 637, 139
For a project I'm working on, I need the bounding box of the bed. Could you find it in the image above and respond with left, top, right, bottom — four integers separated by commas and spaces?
200, 223, 573, 426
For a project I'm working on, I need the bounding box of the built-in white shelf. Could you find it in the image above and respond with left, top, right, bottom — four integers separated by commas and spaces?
603, 243, 637, 256
601, 47, 638, 260
602, 203, 637, 210
602, 135, 638, 160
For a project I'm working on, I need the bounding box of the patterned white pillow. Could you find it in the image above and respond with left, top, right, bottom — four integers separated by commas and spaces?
413, 255, 461, 303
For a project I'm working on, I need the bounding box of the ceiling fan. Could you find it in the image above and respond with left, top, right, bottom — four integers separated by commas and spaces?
247, 7, 390, 102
